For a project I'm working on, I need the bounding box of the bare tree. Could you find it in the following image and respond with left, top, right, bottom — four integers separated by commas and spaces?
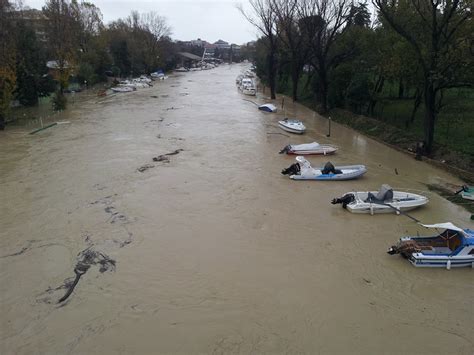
374, 0, 473, 155
272, 0, 309, 101
139, 11, 171, 39
299, 0, 351, 113
238, 0, 279, 99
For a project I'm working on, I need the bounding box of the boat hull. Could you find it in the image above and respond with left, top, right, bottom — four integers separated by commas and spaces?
408, 254, 474, 268
111, 87, 134, 93
242, 88, 256, 96
290, 165, 367, 181
286, 147, 337, 155
278, 122, 306, 134
461, 191, 474, 201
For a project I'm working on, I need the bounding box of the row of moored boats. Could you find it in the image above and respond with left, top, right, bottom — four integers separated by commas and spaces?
236, 70, 257, 96
111, 73, 167, 93
253, 98, 473, 269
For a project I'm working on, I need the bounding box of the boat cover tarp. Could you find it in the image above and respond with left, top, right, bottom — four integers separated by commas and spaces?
365, 184, 394, 202
290, 142, 320, 151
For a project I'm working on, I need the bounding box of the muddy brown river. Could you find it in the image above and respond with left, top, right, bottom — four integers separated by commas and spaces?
1, 64, 472, 354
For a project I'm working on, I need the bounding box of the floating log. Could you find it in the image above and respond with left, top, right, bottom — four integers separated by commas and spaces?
29, 122, 57, 135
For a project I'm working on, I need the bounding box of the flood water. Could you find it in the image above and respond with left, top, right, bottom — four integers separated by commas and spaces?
1, 64, 472, 354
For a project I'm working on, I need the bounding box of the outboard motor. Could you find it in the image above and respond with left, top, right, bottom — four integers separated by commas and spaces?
279, 145, 291, 154
387, 245, 399, 255
331, 193, 355, 208
281, 162, 300, 175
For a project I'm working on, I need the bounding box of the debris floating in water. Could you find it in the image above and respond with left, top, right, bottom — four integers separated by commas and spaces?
58, 248, 116, 304
137, 164, 155, 172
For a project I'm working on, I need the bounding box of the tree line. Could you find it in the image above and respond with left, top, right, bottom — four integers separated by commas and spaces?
241, 0, 473, 156
0, 0, 182, 127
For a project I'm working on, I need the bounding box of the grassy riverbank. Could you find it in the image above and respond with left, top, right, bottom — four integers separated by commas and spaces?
265, 79, 473, 213
325, 108, 474, 184
278, 82, 474, 184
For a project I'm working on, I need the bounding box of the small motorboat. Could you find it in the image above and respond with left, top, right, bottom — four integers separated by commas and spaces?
239, 78, 256, 96
258, 103, 277, 112
278, 119, 306, 134
331, 184, 429, 214
236, 74, 244, 85
242, 86, 256, 96
387, 223, 474, 269
111, 86, 135, 93
279, 141, 337, 155
119, 82, 150, 89
281, 157, 366, 181
460, 186, 474, 201
151, 71, 164, 79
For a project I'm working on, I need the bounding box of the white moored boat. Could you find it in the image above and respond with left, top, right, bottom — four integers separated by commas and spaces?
279, 141, 337, 155
387, 223, 474, 269
278, 119, 306, 134
111, 86, 135, 93
239, 78, 256, 96
281, 157, 366, 181
242, 86, 256, 96
331, 184, 429, 214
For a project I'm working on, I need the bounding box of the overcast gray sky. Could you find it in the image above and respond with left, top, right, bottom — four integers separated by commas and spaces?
23, 0, 258, 44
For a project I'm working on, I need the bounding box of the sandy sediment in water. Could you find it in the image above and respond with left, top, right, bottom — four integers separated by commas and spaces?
0, 64, 472, 354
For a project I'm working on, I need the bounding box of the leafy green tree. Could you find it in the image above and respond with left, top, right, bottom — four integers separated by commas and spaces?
43, 0, 79, 110
15, 22, 47, 106
374, 0, 474, 155
272, 0, 309, 101
239, 0, 280, 99
299, 0, 352, 113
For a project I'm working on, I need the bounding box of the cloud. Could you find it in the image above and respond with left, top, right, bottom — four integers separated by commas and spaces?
23, 0, 257, 44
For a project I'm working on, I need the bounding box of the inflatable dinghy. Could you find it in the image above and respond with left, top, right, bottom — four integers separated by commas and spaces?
281, 157, 366, 180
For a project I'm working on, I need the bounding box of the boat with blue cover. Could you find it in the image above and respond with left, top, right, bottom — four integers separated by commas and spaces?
281, 157, 366, 181
258, 103, 277, 112
387, 223, 474, 269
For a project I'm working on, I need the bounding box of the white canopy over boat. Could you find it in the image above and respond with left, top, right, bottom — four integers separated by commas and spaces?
421, 223, 466, 234
388, 222, 474, 268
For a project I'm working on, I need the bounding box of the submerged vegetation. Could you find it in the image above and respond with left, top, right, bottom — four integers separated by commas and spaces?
242, 0, 473, 162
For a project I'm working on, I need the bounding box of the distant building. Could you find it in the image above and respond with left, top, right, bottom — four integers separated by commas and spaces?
190, 38, 206, 47
177, 52, 202, 68
204, 43, 216, 56
214, 39, 231, 50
